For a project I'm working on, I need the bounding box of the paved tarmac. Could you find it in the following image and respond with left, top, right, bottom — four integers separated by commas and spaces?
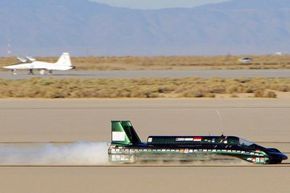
1, 69, 290, 79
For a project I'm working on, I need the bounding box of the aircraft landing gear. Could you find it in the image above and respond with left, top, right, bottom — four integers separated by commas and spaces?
48, 70, 53, 75
28, 69, 34, 75
39, 69, 46, 75
11, 69, 17, 75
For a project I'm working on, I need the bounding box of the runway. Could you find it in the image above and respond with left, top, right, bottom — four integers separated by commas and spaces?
0, 164, 289, 168
1, 69, 290, 79
0, 99, 289, 193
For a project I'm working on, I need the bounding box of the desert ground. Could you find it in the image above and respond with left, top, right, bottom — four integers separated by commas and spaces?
0, 99, 289, 193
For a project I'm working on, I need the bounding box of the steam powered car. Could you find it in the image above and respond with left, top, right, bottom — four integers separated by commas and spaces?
108, 121, 288, 164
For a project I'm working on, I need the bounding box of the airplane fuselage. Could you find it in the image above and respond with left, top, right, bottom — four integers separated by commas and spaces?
3, 52, 74, 74
4, 61, 73, 71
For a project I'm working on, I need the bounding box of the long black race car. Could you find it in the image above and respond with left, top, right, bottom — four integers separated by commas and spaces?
108, 121, 287, 164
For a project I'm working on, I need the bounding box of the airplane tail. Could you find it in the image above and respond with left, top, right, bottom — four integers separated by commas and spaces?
111, 120, 141, 146
56, 52, 72, 67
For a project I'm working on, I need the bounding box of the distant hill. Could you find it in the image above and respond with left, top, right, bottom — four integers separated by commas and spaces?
0, 0, 290, 56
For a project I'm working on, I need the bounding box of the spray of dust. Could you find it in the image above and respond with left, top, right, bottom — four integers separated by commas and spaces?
0, 142, 109, 165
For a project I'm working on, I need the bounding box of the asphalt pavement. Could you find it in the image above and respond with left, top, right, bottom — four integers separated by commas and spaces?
1, 69, 290, 79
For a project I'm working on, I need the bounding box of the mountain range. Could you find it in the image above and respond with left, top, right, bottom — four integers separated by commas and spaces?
0, 0, 290, 56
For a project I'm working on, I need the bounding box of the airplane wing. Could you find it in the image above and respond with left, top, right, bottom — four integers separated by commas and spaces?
26, 56, 36, 62
17, 57, 28, 63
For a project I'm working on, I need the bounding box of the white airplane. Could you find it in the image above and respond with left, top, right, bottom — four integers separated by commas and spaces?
3, 52, 75, 75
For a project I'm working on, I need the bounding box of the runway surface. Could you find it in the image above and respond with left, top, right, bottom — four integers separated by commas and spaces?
0, 99, 289, 193
1, 69, 290, 79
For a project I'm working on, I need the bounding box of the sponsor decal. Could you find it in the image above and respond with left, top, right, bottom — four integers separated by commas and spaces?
112, 132, 126, 141
176, 137, 206, 142
177, 138, 194, 141
193, 137, 202, 142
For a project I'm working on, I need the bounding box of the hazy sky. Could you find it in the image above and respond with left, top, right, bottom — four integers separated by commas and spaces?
90, 0, 230, 9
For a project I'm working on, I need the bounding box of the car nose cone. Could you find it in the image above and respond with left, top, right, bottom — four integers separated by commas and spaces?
282, 154, 288, 160
275, 153, 288, 161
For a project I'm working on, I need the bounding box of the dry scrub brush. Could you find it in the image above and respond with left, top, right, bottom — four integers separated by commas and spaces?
0, 77, 289, 98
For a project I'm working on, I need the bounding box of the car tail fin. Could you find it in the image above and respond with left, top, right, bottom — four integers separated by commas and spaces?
111, 120, 141, 145
56, 52, 72, 67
